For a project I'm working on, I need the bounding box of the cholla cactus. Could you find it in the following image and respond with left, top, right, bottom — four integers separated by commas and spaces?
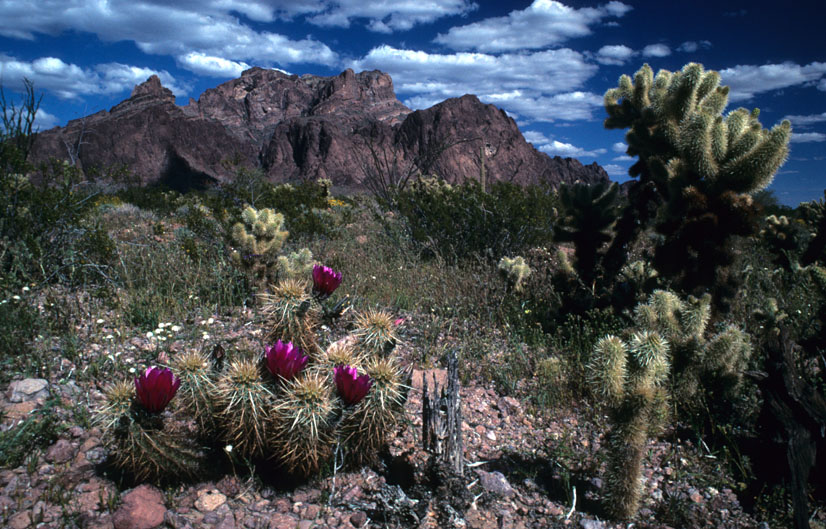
554, 181, 620, 286
498, 256, 531, 293
604, 63, 791, 304
260, 278, 320, 356
270, 372, 337, 475
634, 290, 750, 405
231, 206, 289, 286
214, 358, 275, 458
589, 332, 670, 520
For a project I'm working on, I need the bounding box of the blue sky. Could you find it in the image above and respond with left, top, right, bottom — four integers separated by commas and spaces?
0, 0, 824, 205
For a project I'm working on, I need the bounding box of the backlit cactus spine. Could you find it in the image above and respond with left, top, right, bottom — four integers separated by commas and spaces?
231, 206, 289, 287
260, 278, 321, 356
340, 356, 408, 465
270, 372, 337, 475
214, 357, 276, 459
498, 256, 532, 293
634, 290, 751, 404
589, 332, 670, 520
604, 63, 791, 303
96, 375, 201, 482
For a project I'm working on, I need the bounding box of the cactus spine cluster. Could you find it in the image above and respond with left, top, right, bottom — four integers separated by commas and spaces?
96, 269, 407, 483
96, 380, 201, 482
498, 256, 532, 293
231, 206, 313, 288
604, 63, 792, 304
589, 332, 670, 520
634, 290, 751, 405
554, 181, 620, 287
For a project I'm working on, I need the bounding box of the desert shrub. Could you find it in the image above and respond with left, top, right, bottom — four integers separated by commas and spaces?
394, 178, 558, 263
1, 84, 113, 289
0, 290, 43, 382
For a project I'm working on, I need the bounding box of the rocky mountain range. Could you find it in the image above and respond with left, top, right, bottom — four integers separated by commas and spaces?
32, 67, 608, 191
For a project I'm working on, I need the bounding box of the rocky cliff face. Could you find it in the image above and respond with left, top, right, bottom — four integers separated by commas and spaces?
32, 68, 608, 190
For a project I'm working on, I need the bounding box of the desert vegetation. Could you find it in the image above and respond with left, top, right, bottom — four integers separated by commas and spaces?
1, 63, 825, 529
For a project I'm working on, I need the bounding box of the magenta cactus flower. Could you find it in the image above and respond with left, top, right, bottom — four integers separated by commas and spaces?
135, 366, 180, 413
265, 340, 308, 381
312, 264, 342, 298
334, 365, 373, 406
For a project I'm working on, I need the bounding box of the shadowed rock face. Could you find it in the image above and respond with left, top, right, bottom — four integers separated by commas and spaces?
32, 68, 608, 190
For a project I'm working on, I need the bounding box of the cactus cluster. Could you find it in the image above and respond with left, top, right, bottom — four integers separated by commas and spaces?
554, 181, 620, 287
588, 332, 670, 519
498, 256, 532, 293
590, 290, 753, 519
604, 63, 791, 305
230, 206, 313, 288
634, 290, 751, 404
96, 266, 408, 482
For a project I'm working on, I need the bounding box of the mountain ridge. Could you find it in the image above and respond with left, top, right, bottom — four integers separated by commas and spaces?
32, 68, 609, 191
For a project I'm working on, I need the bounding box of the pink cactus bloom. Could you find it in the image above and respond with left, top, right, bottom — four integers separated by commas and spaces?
334, 365, 373, 406
312, 264, 342, 298
265, 340, 308, 381
135, 366, 181, 413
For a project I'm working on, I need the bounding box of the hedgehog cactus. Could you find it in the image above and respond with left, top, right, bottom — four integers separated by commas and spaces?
604, 63, 791, 305
97, 378, 201, 482
340, 357, 407, 465
171, 351, 218, 433
353, 309, 399, 356
214, 358, 275, 459
589, 331, 670, 520
270, 372, 337, 475
260, 278, 320, 356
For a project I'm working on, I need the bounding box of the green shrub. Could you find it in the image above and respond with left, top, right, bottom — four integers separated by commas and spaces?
394, 178, 558, 263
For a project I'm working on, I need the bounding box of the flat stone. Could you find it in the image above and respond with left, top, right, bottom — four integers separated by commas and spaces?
476, 470, 514, 498
113, 485, 166, 529
195, 489, 227, 512
2, 401, 38, 420
350, 511, 368, 527
7, 378, 49, 402
269, 513, 298, 529
45, 439, 74, 463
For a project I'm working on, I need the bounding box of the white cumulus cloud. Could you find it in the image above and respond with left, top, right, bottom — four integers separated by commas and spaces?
677, 40, 712, 53
720, 62, 826, 102
602, 163, 628, 177
611, 141, 626, 153
351, 45, 603, 122
179, 53, 251, 78
783, 111, 826, 127
434, 0, 631, 52
33, 108, 59, 130
523, 130, 606, 158
642, 44, 670, 58
595, 44, 634, 65
0, 0, 338, 75
0, 54, 187, 99
308, 0, 478, 32
791, 132, 826, 143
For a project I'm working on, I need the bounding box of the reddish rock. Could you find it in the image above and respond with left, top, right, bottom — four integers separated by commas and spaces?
45, 438, 74, 463
350, 511, 368, 527
113, 485, 167, 529
33, 69, 608, 192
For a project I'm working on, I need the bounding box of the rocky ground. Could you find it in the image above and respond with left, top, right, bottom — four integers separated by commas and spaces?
0, 303, 811, 529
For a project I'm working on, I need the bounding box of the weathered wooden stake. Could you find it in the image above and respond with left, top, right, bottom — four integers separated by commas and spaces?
421, 350, 463, 475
